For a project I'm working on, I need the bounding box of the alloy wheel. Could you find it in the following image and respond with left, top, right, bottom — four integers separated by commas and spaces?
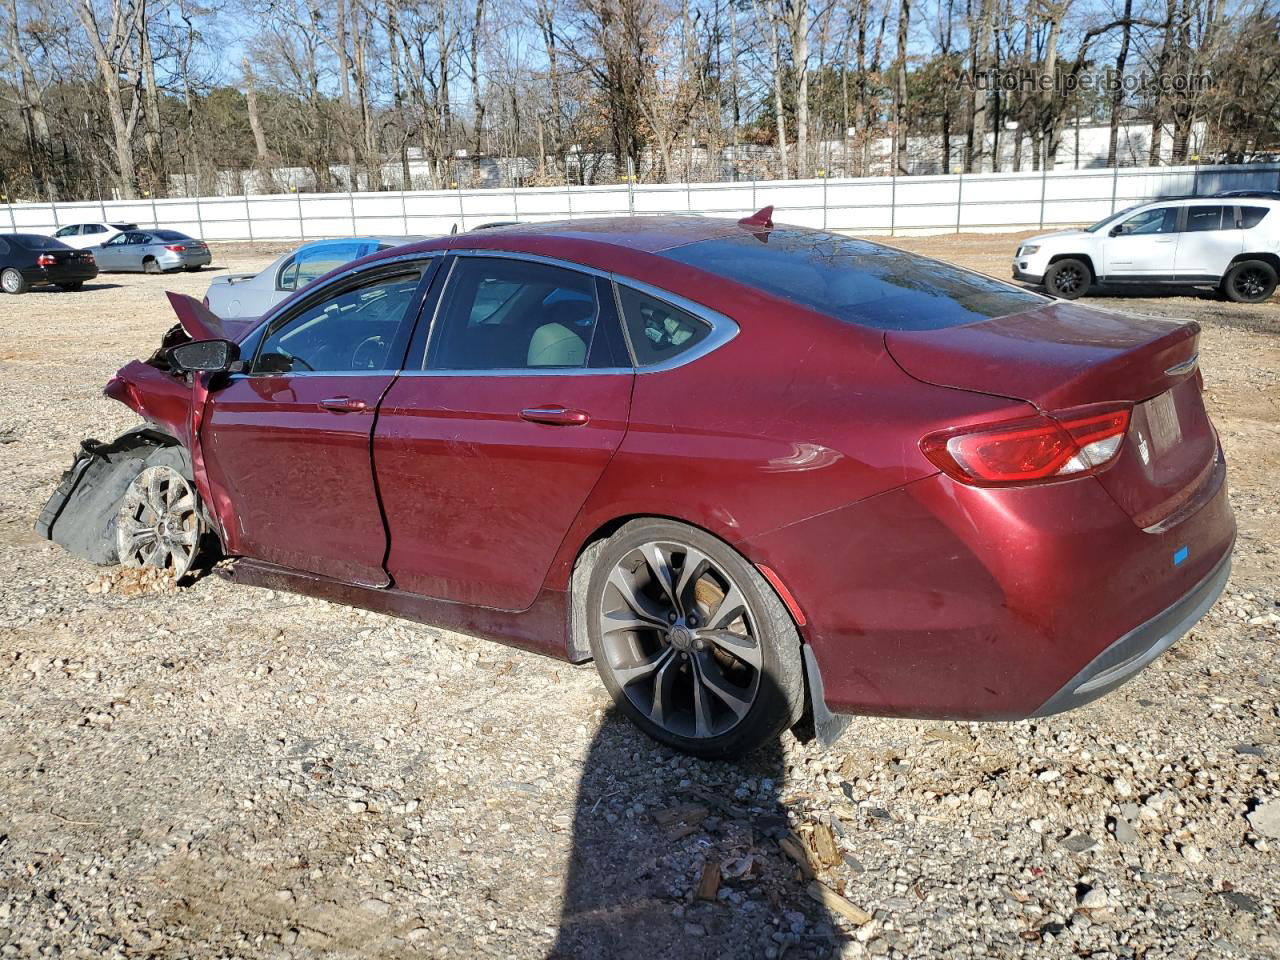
115, 465, 203, 579
1053, 265, 1083, 295
597, 540, 762, 739
1234, 267, 1266, 300
1, 269, 21, 293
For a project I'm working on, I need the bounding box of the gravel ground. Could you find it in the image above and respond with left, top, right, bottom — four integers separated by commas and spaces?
0, 234, 1278, 960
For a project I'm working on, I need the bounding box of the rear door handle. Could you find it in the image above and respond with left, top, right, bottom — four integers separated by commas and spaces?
519, 405, 590, 426
319, 396, 367, 413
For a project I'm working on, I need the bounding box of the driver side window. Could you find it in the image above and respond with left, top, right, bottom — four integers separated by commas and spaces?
1116, 207, 1177, 235
253, 268, 424, 374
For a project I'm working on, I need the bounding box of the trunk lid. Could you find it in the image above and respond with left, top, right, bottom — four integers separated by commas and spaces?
886, 302, 1219, 528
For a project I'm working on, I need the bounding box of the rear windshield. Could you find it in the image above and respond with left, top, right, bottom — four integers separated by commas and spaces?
8, 234, 69, 251
662, 229, 1046, 331
110, 223, 137, 231
151, 230, 191, 242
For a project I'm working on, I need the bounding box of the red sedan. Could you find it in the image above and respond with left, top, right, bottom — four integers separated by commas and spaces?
38, 210, 1235, 758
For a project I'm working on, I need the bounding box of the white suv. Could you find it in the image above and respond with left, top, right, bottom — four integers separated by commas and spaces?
51, 222, 139, 250
1012, 196, 1279, 303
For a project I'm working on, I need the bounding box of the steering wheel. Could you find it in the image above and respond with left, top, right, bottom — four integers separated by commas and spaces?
351, 335, 388, 370
279, 349, 314, 371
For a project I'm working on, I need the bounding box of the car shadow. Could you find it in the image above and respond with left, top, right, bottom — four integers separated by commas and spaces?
25, 282, 124, 293
549, 699, 847, 960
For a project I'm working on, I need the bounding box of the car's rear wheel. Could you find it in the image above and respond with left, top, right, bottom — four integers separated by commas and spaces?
1, 268, 29, 294
1223, 259, 1278, 303
143, 258, 161, 274
57, 281, 84, 292
1044, 258, 1091, 300
586, 519, 805, 758
115, 465, 205, 580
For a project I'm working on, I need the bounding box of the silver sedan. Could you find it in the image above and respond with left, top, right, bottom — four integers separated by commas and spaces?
90, 229, 213, 273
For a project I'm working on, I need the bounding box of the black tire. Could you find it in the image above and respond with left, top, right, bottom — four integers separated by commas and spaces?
1044, 258, 1091, 300
586, 519, 805, 759
57, 281, 84, 292
143, 258, 161, 275
1223, 259, 1278, 304
1, 267, 29, 295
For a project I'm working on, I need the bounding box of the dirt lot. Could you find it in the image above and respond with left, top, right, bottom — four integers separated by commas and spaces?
1, 233, 1277, 960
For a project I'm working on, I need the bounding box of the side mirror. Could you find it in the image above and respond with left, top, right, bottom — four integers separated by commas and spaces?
1109, 225, 1123, 237
170, 338, 239, 373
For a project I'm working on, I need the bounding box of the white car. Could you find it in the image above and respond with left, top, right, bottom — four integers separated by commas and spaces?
1013, 197, 1279, 303
203, 235, 420, 320
51, 222, 139, 250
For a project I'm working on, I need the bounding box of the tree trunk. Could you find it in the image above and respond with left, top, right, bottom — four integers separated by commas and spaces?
893, 0, 910, 175
1107, 0, 1133, 167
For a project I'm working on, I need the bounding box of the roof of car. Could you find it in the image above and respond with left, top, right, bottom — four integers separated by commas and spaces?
450, 216, 745, 253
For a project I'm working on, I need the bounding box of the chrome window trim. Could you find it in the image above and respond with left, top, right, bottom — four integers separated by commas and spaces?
611, 276, 739, 374
426, 249, 739, 375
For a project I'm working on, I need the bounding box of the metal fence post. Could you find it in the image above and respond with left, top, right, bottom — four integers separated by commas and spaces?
889, 172, 897, 237
456, 180, 466, 230
1038, 163, 1048, 229
402, 190, 410, 234
1192, 165, 1200, 197
245, 196, 255, 243
150, 193, 159, 229
566, 176, 573, 220
626, 158, 635, 216
955, 170, 963, 234
51, 201, 60, 231
297, 190, 305, 240
511, 173, 520, 222
349, 183, 358, 236
99, 193, 108, 223
194, 194, 204, 239
822, 173, 828, 229
5, 201, 16, 233
1110, 164, 1120, 215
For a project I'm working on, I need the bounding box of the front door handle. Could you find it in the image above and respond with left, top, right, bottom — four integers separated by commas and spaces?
319, 396, 367, 413
520, 405, 590, 426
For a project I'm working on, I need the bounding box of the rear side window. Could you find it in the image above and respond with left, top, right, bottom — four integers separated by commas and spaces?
662, 229, 1045, 331
616, 285, 710, 365
151, 230, 189, 242
1185, 206, 1228, 232
1240, 206, 1270, 229
427, 257, 603, 370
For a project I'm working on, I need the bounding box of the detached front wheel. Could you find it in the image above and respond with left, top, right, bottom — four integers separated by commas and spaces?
1044, 258, 1091, 300
586, 519, 805, 759
115, 465, 205, 579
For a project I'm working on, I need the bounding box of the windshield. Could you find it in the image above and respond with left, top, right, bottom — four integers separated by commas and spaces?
1084, 204, 1147, 233
10, 234, 69, 251
662, 229, 1046, 331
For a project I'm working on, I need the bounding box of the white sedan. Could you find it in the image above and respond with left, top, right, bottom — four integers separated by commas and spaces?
51, 222, 139, 250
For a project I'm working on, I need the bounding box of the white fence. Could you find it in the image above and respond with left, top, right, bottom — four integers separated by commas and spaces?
4, 163, 1279, 243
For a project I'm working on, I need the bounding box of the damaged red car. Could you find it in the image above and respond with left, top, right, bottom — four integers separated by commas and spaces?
37, 211, 1236, 758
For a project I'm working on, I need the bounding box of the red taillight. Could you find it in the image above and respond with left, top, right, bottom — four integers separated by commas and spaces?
36, 253, 56, 267
921, 402, 1132, 487
165, 244, 186, 252
83, 253, 95, 264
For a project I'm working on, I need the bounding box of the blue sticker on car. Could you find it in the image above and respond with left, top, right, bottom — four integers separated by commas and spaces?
1173, 546, 1189, 566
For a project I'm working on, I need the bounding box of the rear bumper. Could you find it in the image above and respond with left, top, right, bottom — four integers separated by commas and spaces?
159, 250, 212, 269
1031, 543, 1231, 716
22, 264, 99, 284
747, 459, 1236, 722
